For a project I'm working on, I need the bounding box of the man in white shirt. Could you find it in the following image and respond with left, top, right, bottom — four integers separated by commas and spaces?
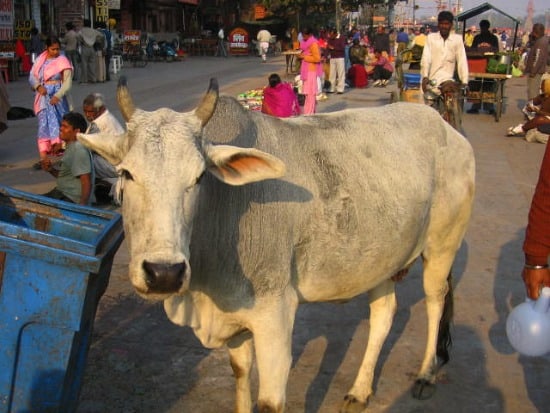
420, 11, 469, 101
257, 28, 272, 62
82, 92, 125, 204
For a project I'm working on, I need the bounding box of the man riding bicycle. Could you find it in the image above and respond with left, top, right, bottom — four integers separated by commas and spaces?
420, 11, 469, 106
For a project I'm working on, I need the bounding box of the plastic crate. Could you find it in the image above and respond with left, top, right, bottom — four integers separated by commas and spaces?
403, 72, 421, 89
0, 185, 124, 413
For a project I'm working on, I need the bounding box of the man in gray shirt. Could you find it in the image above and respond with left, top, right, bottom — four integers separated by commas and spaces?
63, 22, 80, 81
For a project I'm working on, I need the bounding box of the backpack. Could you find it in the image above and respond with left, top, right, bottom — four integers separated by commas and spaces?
93, 32, 106, 51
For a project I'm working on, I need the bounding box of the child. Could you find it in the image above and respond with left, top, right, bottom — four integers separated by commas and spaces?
41, 112, 95, 205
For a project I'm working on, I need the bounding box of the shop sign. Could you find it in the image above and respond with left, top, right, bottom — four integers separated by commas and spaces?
229, 28, 249, 56
14, 20, 33, 41
96, 0, 109, 23
254, 5, 266, 20
123, 30, 141, 45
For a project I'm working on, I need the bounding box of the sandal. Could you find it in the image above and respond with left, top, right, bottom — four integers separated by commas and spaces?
507, 125, 524, 136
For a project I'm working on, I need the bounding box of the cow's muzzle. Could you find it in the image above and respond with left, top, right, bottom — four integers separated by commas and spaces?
142, 260, 187, 294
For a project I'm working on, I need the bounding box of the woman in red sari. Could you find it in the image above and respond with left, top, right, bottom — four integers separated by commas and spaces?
261, 73, 300, 118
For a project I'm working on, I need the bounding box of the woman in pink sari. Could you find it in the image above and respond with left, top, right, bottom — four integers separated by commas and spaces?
261, 73, 300, 118
29, 35, 73, 164
298, 28, 322, 115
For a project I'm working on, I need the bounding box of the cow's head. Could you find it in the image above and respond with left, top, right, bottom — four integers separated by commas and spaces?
78, 77, 285, 300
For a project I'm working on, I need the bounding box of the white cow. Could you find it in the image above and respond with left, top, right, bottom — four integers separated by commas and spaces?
78, 77, 475, 413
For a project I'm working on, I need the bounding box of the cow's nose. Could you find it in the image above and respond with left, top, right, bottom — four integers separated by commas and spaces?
142, 261, 186, 293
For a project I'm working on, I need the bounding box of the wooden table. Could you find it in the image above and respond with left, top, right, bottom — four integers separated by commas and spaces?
282, 50, 301, 74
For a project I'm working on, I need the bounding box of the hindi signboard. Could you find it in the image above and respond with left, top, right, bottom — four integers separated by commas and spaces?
229, 27, 249, 56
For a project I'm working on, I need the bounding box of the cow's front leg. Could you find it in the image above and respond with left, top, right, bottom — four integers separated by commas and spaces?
252, 290, 298, 413
227, 331, 254, 413
341, 279, 396, 413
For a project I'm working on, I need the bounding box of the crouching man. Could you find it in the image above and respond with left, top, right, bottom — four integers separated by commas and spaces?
41, 112, 94, 206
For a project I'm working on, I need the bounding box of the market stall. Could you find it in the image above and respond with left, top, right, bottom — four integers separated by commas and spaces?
457, 2, 520, 122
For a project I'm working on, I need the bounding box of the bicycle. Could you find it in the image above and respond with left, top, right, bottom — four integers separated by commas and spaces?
392, 49, 466, 133
125, 43, 148, 68
424, 80, 466, 132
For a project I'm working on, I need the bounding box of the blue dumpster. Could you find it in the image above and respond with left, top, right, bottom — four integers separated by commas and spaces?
0, 185, 124, 413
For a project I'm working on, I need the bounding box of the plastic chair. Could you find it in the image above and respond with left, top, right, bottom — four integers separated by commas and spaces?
110, 55, 123, 74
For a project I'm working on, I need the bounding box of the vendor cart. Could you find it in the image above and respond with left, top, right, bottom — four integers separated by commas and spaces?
457, 2, 520, 122
466, 71, 512, 122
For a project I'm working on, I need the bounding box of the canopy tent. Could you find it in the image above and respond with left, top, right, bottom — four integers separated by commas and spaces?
456, 2, 520, 51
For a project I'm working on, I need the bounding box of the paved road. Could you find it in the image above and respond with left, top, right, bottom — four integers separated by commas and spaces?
1, 54, 548, 413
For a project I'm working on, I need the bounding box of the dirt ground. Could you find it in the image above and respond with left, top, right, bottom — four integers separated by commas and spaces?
1, 56, 549, 413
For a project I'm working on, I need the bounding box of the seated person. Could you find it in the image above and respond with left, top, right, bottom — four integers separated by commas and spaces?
371, 49, 394, 87
41, 112, 95, 206
347, 63, 368, 88
83, 93, 125, 205
348, 38, 366, 66
261, 73, 300, 118
508, 78, 550, 136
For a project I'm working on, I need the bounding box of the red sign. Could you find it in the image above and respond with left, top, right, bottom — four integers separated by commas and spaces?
229, 28, 249, 56
254, 5, 266, 20
123, 30, 141, 44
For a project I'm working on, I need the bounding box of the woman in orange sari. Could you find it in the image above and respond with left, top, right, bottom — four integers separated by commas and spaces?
298, 28, 322, 115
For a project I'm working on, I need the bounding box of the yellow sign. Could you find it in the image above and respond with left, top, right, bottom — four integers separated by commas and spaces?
14, 20, 33, 40
96, 0, 109, 23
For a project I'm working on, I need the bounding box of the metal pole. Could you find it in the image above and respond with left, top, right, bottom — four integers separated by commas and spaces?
413, 0, 416, 26
335, 0, 341, 33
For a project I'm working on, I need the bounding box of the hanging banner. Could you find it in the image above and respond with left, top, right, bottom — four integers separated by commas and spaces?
229, 27, 249, 56
0, 0, 14, 41
96, 0, 109, 23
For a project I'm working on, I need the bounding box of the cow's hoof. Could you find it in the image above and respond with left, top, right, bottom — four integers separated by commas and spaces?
339, 394, 368, 413
411, 378, 436, 400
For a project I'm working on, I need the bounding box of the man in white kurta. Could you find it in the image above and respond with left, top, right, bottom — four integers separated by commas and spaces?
420, 11, 469, 100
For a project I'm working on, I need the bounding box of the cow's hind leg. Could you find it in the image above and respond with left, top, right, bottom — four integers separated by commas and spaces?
227, 331, 254, 413
341, 279, 396, 413
413, 252, 455, 400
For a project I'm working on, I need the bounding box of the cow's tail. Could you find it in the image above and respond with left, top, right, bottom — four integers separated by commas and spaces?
436, 270, 453, 366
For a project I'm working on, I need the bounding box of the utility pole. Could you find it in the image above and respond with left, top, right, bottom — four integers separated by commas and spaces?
335, 0, 341, 33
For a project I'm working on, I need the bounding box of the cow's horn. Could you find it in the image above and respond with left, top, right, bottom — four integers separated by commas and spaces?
195, 78, 219, 127
117, 76, 136, 122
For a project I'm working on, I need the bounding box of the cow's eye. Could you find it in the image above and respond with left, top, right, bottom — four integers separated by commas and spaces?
120, 169, 134, 181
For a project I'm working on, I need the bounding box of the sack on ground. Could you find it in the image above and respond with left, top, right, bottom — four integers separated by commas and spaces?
525, 128, 549, 144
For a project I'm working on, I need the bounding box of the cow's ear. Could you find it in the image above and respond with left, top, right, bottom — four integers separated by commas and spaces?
77, 132, 128, 165
205, 144, 285, 186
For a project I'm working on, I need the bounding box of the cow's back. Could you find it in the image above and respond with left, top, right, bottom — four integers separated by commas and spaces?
194, 99, 474, 305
